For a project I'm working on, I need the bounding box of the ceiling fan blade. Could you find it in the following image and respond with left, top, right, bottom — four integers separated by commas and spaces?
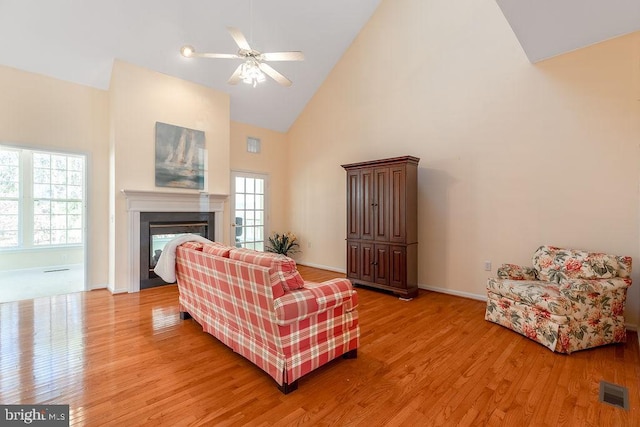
192, 52, 241, 59
262, 51, 305, 61
228, 64, 243, 85
259, 63, 292, 87
227, 26, 251, 51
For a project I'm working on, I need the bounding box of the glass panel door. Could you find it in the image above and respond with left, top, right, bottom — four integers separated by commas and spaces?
231, 171, 267, 251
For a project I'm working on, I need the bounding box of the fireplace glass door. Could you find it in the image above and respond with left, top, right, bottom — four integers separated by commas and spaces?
149, 222, 207, 270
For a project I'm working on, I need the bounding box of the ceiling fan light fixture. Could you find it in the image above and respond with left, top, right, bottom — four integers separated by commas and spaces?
240, 60, 265, 88
180, 27, 301, 87
180, 45, 195, 58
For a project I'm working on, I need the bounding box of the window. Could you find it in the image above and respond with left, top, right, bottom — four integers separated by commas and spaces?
0, 149, 20, 247
32, 152, 84, 245
232, 171, 267, 251
0, 146, 85, 249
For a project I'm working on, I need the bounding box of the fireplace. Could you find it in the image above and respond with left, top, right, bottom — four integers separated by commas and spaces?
121, 190, 227, 293
140, 211, 214, 289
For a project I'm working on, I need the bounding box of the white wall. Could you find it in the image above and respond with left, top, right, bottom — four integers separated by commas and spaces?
108, 60, 230, 293
287, 0, 640, 325
230, 121, 290, 238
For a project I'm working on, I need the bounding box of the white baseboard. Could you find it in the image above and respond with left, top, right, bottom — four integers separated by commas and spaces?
106, 284, 128, 294
297, 262, 346, 274
418, 284, 487, 302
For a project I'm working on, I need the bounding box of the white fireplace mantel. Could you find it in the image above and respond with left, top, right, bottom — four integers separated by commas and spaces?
121, 189, 228, 292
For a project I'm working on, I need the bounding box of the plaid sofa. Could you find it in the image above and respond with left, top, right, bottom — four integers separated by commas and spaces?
175, 241, 360, 393
485, 245, 632, 353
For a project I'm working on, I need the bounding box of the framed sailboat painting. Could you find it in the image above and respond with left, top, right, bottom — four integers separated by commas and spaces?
155, 122, 206, 190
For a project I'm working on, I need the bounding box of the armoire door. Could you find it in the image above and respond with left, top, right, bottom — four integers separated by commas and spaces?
346, 170, 360, 240
389, 245, 407, 289
346, 241, 360, 279
373, 244, 390, 286
389, 165, 407, 243
360, 242, 375, 283
360, 168, 375, 241
373, 167, 390, 242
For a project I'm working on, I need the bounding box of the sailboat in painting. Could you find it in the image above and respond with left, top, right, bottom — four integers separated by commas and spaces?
155, 122, 205, 189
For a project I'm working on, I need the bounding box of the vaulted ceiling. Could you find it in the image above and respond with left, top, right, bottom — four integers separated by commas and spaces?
496, 0, 640, 63
0, 1, 638, 132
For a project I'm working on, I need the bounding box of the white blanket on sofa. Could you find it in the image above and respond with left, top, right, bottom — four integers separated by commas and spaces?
153, 234, 213, 283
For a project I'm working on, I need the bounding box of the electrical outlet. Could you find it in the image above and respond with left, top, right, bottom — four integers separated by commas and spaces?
484, 261, 492, 271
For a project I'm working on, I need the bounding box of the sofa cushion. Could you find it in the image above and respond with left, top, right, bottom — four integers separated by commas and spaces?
229, 248, 305, 292
532, 246, 619, 284
202, 242, 232, 258
487, 277, 571, 316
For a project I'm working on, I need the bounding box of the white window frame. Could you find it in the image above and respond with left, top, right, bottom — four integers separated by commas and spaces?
0, 147, 21, 248
0, 145, 86, 252
231, 170, 269, 251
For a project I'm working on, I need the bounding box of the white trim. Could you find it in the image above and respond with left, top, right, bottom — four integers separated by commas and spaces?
418, 284, 487, 302
230, 171, 268, 250
121, 190, 227, 293
297, 261, 346, 274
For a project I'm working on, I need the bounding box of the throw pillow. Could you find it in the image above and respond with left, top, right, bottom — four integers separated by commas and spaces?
229, 248, 305, 291
203, 242, 232, 258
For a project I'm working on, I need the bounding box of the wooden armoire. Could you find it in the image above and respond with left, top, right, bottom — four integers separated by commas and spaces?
341, 156, 419, 298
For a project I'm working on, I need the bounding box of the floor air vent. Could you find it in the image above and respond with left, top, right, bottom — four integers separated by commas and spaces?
599, 380, 629, 410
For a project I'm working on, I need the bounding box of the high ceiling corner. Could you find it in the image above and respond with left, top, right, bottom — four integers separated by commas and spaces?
496, 0, 640, 63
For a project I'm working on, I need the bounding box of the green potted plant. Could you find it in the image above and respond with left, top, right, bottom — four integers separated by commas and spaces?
265, 232, 300, 257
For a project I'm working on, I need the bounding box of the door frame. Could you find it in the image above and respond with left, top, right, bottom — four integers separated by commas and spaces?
230, 170, 269, 250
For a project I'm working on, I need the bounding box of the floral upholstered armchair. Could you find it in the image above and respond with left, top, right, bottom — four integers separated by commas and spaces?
485, 245, 632, 353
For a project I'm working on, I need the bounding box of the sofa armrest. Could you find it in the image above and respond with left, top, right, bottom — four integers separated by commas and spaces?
559, 278, 631, 319
497, 264, 538, 280
273, 278, 357, 325
559, 277, 632, 294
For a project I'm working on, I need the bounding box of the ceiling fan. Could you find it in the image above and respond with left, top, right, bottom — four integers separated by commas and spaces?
180, 27, 304, 88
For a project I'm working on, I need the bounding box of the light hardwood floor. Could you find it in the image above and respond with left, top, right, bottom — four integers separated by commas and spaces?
1, 265, 638, 426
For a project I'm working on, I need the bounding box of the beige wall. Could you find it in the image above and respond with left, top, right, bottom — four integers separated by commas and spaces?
0, 65, 110, 288
0, 247, 83, 271
109, 60, 230, 293
287, 0, 640, 326
230, 121, 290, 238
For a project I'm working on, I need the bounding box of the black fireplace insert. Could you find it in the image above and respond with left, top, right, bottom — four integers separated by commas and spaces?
140, 211, 215, 289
